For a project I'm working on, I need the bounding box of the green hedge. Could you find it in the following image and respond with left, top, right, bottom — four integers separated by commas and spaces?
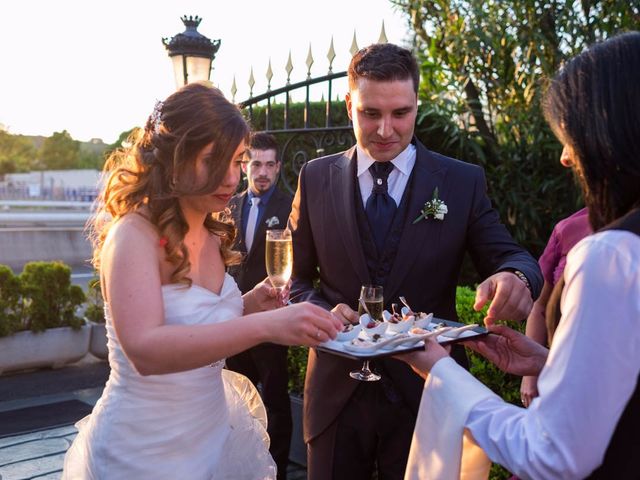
84, 276, 105, 324
0, 261, 86, 336
0, 265, 22, 337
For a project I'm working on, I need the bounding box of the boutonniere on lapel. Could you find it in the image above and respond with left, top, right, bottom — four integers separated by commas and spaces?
265, 216, 280, 227
413, 187, 448, 223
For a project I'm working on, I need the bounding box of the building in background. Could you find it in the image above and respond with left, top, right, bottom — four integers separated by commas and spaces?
0, 169, 101, 201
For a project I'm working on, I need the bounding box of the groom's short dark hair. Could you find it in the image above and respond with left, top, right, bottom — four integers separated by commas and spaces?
348, 43, 419, 94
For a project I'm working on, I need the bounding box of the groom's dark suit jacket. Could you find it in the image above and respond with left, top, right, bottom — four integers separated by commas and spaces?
289, 139, 542, 446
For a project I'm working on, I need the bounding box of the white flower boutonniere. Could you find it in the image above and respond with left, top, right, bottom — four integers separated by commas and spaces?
265, 216, 280, 227
413, 187, 448, 224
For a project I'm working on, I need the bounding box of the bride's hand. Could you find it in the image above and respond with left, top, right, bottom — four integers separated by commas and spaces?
268, 302, 343, 347
243, 278, 287, 314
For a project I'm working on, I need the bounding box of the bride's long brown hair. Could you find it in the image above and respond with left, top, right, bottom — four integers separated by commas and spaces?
89, 83, 247, 284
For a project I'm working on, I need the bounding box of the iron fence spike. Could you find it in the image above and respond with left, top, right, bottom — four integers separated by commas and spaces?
231, 76, 237, 103
248, 67, 255, 96
327, 36, 336, 73
378, 20, 388, 43
285, 50, 294, 84
306, 44, 314, 79
350, 30, 359, 56
266, 58, 273, 90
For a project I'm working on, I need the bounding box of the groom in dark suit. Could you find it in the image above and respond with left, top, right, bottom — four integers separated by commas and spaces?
226, 132, 293, 480
289, 43, 542, 479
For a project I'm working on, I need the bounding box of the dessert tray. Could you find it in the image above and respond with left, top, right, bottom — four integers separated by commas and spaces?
316, 310, 487, 360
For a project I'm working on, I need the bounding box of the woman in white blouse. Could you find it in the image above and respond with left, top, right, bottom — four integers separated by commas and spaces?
399, 31, 640, 480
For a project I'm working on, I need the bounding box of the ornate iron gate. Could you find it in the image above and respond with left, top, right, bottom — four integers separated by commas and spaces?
237, 69, 355, 195
232, 25, 389, 194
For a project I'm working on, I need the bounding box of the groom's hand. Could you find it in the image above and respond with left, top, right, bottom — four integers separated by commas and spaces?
474, 271, 533, 325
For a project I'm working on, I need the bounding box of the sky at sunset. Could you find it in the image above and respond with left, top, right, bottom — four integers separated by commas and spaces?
0, 0, 410, 144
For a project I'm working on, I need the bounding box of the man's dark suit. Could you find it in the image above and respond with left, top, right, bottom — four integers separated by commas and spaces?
226, 186, 294, 480
289, 139, 542, 479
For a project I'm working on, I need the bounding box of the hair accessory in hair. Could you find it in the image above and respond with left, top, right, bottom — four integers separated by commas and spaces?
150, 100, 164, 134
158, 236, 168, 247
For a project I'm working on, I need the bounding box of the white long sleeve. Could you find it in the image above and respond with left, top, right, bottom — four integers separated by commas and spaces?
465, 230, 640, 479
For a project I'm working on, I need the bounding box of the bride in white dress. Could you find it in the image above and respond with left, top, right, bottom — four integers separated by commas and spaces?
62, 83, 342, 479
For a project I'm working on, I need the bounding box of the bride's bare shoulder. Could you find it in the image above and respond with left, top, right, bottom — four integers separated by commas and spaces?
105, 210, 160, 252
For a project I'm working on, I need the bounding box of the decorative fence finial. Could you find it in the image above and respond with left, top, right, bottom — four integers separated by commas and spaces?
248, 67, 255, 97
231, 76, 237, 103
285, 50, 294, 85
306, 44, 314, 79
350, 30, 359, 56
378, 20, 388, 43
266, 59, 274, 91
327, 36, 336, 73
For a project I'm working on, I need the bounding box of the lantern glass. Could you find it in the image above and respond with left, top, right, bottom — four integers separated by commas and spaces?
171, 55, 212, 89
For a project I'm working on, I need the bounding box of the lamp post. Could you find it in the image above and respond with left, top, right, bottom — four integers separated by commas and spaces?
162, 15, 221, 89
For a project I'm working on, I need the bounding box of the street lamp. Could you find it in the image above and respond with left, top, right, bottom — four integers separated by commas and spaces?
162, 15, 221, 89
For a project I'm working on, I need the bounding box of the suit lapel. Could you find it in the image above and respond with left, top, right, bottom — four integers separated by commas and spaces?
385, 142, 446, 301
329, 147, 370, 285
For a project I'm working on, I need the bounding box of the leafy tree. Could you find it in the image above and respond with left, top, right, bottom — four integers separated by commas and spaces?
103, 128, 136, 161
38, 130, 81, 170
391, 0, 639, 254
0, 130, 37, 173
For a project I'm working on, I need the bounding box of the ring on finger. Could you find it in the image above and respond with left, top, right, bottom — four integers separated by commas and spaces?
315, 329, 321, 339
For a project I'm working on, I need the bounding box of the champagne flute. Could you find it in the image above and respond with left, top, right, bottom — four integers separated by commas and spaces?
357, 285, 383, 321
265, 229, 293, 303
350, 285, 383, 381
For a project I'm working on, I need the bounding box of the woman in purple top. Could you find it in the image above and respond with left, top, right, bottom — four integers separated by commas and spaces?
520, 206, 591, 406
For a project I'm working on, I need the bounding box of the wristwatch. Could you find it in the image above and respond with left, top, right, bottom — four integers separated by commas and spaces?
509, 269, 532, 294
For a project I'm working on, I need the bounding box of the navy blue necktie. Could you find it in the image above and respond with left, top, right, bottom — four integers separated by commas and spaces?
365, 161, 397, 252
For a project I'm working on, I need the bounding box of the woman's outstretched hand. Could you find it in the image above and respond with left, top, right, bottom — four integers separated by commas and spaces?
461, 324, 549, 377
269, 302, 343, 347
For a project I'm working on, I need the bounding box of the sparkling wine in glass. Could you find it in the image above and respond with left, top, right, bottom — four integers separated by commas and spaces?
350, 285, 383, 381
357, 285, 384, 322
265, 229, 293, 293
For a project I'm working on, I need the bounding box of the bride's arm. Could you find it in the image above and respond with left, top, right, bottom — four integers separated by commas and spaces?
102, 217, 341, 376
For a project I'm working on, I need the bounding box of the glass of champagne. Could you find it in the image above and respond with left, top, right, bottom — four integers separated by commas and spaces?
265, 229, 293, 302
350, 285, 383, 381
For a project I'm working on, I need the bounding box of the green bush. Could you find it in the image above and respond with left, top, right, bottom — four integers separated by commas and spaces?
287, 345, 309, 396
0, 265, 22, 337
19, 261, 86, 333
455, 285, 524, 403
84, 276, 105, 324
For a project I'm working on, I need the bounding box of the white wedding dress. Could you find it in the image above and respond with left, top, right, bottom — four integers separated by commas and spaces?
62, 274, 277, 479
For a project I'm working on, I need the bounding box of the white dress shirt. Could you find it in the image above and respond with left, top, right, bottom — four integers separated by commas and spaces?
356, 144, 416, 208
418, 229, 640, 479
